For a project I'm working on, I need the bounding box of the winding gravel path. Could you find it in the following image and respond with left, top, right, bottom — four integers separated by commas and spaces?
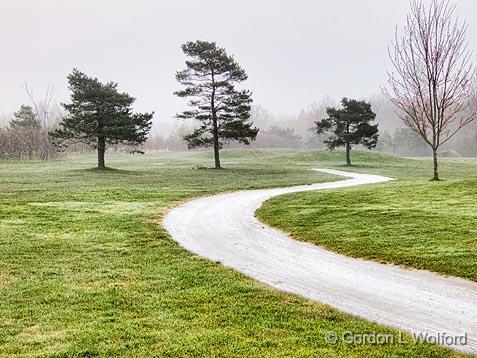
163, 169, 477, 354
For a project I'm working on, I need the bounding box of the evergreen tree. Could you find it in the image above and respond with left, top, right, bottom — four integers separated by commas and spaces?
175, 41, 258, 169
51, 69, 153, 168
316, 98, 378, 165
10, 105, 41, 129
9, 105, 43, 159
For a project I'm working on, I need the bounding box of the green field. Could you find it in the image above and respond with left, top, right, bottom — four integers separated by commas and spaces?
0, 150, 467, 357
257, 152, 477, 282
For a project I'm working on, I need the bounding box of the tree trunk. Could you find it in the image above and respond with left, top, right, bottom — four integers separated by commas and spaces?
432, 147, 439, 181
345, 141, 351, 166
213, 143, 220, 169
212, 120, 221, 169
210, 69, 221, 169
97, 136, 106, 168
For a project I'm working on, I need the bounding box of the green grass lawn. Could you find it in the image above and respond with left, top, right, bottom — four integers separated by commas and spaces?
0, 149, 467, 357
257, 151, 477, 282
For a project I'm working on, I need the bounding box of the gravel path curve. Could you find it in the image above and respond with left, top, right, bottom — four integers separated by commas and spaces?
163, 169, 477, 354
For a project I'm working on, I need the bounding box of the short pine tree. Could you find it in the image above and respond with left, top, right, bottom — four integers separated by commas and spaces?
51, 69, 153, 168
316, 98, 379, 165
10, 105, 41, 129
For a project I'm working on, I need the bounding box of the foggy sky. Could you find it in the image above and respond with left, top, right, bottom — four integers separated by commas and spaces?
1, 0, 476, 132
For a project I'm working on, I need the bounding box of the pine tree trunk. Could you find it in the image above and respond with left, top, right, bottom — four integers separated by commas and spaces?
210, 69, 221, 170
212, 120, 221, 169
213, 142, 220, 169
432, 147, 439, 181
97, 136, 106, 168
345, 141, 351, 166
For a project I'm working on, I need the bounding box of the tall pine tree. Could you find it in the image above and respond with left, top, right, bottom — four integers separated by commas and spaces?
316, 98, 379, 165
51, 69, 153, 168
175, 41, 258, 169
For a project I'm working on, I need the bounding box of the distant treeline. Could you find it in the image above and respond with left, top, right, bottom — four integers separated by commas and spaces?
142, 94, 477, 157
1, 95, 476, 159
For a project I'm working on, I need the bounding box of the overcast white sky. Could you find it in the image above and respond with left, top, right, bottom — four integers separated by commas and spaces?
1, 0, 476, 131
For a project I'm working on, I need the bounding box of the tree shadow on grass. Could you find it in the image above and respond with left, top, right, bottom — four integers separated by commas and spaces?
71, 167, 142, 176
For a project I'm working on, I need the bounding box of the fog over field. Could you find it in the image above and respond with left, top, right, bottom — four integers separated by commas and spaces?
1, 0, 476, 154
1, 2, 477, 356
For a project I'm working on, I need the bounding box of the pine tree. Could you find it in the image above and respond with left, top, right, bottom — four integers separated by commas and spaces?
175, 41, 258, 169
51, 69, 153, 168
316, 98, 379, 165
9, 105, 43, 159
10, 105, 41, 129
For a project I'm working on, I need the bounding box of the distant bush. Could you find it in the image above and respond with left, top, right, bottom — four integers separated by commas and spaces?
439, 150, 462, 158
376, 128, 431, 157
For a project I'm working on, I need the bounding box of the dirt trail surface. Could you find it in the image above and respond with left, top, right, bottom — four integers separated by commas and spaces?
163, 169, 477, 354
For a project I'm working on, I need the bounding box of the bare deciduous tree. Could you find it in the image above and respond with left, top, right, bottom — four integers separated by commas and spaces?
24, 84, 57, 159
385, 0, 475, 180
